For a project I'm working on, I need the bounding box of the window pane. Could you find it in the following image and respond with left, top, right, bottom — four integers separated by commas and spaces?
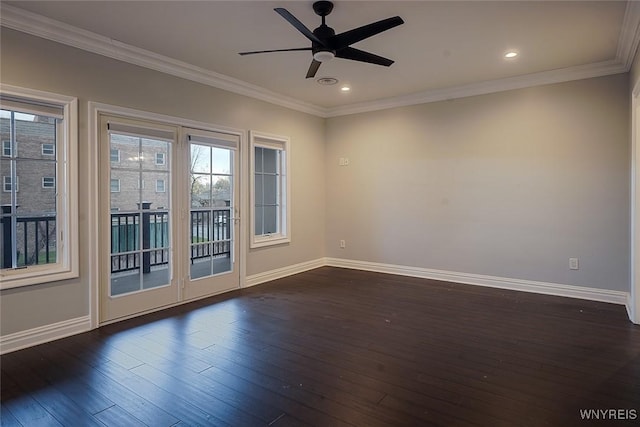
188, 139, 233, 281
254, 147, 263, 173
143, 174, 169, 206
211, 147, 230, 174
254, 174, 263, 206
15, 114, 56, 161
109, 132, 172, 297
263, 174, 278, 205
191, 174, 211, 208
262, 148, 277, 173
263, 206, 277, 234
212, 176, 231, 207
191, 144, 211, 174
1, 108, 59, 270
142, 138, 168, 170
255, 206, 263, 236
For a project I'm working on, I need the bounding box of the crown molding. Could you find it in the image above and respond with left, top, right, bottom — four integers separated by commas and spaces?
1, 3, 638, 119
617, 0, 640, 70
324, 59, 626, 117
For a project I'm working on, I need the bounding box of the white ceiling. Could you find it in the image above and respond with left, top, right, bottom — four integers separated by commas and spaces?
1, 1, 637, 116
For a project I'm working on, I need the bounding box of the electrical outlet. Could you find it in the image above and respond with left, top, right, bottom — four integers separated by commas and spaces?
338, 157, 350, 166
569, 258, 579, 270
340, 239, 346, 249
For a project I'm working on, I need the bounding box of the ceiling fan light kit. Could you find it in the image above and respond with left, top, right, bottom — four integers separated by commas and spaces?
239, 1, 404, 79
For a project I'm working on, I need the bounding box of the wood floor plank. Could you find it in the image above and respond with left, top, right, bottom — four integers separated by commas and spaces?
2, 267, 639, 426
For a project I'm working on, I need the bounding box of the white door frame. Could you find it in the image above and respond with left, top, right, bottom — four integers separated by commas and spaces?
631, 85, 640, 324
88, 102, 247, 328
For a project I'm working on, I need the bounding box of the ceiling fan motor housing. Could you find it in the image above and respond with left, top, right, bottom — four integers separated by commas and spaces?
312, 24, 336, 60
313, 1, 334, 17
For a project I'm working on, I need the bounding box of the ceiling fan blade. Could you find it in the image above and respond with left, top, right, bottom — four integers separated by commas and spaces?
275, 8, 324, 46
329, 16, 404, 50
336, 47, 394, 67
306, 60, 322, 79
239, 47, 311, 56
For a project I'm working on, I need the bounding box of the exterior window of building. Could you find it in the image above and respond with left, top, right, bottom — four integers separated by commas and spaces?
42, 177, 55, 188
1, 86, 78, 288
42, 143, 55, 156
3, 176, 18, 192
249, 131, 290, 248
156, 179, 165, 193
155, 152, 165, 165
110, 178, 120, 193
110, 148, 120, 162
2, 140, 12, 157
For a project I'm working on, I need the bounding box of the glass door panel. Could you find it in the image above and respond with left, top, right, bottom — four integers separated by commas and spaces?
184, 130, 239, 300
100, 115, 179, 324
189, 144, 232, 279
109, 134, 172, 296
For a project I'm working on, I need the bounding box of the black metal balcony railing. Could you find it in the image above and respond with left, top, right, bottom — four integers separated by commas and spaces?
1, 207, 56, 269
1, 207, 231, 273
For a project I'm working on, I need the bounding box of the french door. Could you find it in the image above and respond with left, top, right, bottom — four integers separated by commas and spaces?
183, 128, 239, 300
99, 115, 240, 323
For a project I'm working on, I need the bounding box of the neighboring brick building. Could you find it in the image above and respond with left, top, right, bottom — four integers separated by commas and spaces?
0, 115, 57, 213
1, 114, 58, 267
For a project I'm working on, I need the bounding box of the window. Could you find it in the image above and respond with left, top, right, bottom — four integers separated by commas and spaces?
155, 152, 165, 165
156, 179, 165, 193
42, 177, 55, 188
42, 143, 55, 156
0, 85, 78, 288
110, 179, 120, 192
110, 148, 120, 162
3, 176, 18, 192
249, 131, 290, 248
2, 140, 12, 157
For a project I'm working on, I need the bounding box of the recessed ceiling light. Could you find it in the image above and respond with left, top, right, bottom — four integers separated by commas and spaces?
341, 86, 351, 92
504, 51, 518, 59
316, 77, 338, 85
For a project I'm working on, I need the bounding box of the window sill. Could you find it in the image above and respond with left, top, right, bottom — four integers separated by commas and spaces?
0, 264, 78, 290
250, 234, 290, 249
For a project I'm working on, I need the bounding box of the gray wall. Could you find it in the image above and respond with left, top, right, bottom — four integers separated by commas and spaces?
0, 28, 326, 335
0, 26, 632, 338
325, 74, 630, 291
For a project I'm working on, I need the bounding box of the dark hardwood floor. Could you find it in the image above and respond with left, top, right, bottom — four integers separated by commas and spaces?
2, 266, 640, 426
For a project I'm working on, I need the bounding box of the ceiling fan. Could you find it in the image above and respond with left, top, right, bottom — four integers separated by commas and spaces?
239, 1, 404, 79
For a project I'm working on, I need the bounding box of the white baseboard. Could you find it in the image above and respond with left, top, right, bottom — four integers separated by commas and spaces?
1, 257, 630, 354
244, 258, 325, 288
0, 315, 92, 355
325, 257, 630, 306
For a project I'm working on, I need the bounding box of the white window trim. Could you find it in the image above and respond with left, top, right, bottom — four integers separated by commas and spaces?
110, 148, 120, 162
249, 131, 290, 248
110, 178, 120, 193
42, 176, 55, 188
3, 176, 18, 192
0, 84, 79, 289
155, 152, 165, 165
156, 178, 165, 193
2, 140, 12, 157
42, 143, 55, 156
